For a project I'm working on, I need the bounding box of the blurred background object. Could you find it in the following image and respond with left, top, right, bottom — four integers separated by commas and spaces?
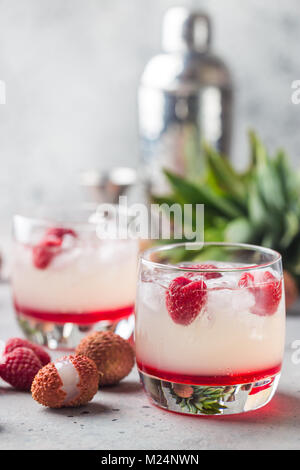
138, 6, 233, 195
80, 167, 137, 203
154, 131, 300, 310
0, 0, 300, 221
1, 0, 300, 280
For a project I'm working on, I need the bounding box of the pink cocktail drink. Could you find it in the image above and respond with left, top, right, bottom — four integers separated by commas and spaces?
12, 208, 138, 349
135, 243, 285, 415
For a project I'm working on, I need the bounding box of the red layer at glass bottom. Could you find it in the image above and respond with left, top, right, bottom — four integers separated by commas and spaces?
137, 360, 282, 386
14, 301, 134, 325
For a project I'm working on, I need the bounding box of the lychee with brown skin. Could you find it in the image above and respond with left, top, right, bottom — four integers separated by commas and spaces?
75, 331, 135, 386
173, 383, 194, 399
31, 355, 99, 408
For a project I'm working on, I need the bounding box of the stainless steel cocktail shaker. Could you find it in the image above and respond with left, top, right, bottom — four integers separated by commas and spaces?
138, 7, 233, 195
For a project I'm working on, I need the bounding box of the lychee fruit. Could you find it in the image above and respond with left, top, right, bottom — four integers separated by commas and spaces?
31, 355, 99, 408
75, 331, 135, 386
4, 337, 51, 366
173, 383, 194, 399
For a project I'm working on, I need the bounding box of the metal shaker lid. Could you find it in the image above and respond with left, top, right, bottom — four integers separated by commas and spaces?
162, 7, 211, 53
80, 167, 137, 203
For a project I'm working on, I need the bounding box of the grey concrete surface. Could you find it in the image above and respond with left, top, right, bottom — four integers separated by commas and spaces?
0, 283, 300, 450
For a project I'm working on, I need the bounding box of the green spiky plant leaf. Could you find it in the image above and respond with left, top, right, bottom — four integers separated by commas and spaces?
170, 385, 230, 415
153, 131, 300, 296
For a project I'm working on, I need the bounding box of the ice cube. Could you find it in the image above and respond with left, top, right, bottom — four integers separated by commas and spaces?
139, 280, 166, 313
206, 286, 255, 318
206, 273, 238, 289
141, 267, 177, 289
0, 340, 5, 357
50, 247, 82, 270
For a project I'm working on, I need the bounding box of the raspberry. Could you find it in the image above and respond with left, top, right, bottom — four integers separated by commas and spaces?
45, 227, 77, 239
32, 226, 76, 269
0, 347, 42, 391
32, 244, 56, 269
238, 272, 254, 288
253, 271, 283, 316
4, 338, 51, 366
238, 271, 282, 316
184, 263, 222, 280
166, 276, 207, 326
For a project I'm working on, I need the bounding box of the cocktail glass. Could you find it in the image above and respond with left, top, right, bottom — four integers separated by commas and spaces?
135, 242, 285, 415
12, 205, 138, 349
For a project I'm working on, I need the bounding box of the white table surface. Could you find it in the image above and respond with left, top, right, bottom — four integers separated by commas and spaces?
0, 283, 300, 450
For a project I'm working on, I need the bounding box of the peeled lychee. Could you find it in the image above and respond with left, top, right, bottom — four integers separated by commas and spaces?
76, 331, 135, 386
31, 355, 99, 408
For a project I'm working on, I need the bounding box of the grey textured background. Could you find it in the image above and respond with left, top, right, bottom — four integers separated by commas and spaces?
0, 0, 300, 221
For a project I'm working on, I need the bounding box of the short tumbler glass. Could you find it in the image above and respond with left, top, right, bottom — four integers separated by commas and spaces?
135, 242, 285, 416
12, 205, 138, 350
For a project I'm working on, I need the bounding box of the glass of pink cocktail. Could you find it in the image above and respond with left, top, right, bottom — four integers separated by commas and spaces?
135, 242, 285, 415
12, 205, 138, 349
